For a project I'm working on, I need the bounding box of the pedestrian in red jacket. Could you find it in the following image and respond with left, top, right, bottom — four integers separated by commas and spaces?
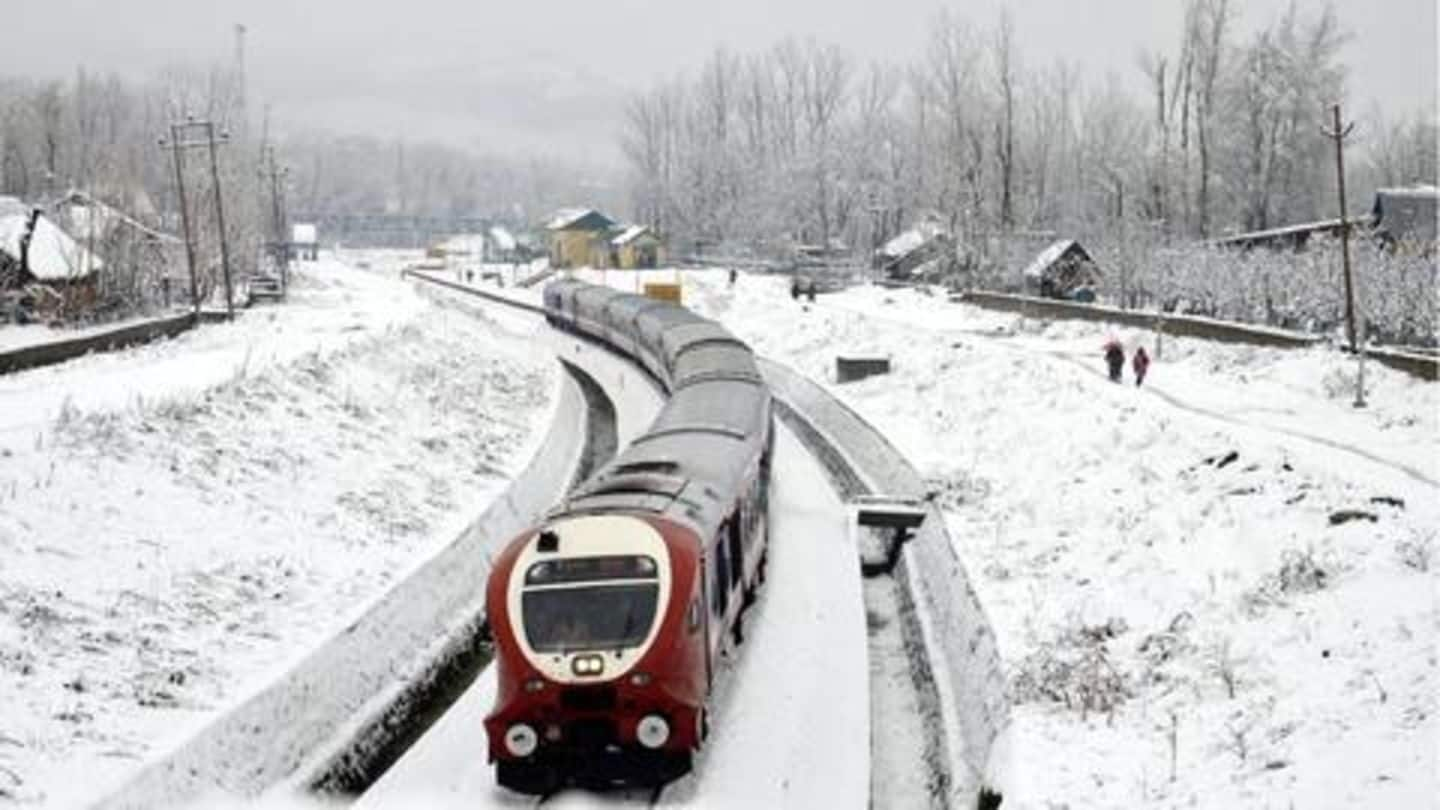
1133, 345, 1151, 387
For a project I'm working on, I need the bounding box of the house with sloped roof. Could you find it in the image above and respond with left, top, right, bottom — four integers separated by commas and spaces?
0, 197, 105, 315
877, 221, 954, 280
545, 208, 616, 268
488, 225, 519, 262
1372, 186, 1437, 252
1023, 239, 1100, 300
607, 225, 664, 269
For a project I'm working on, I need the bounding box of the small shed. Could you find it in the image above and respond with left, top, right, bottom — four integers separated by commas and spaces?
436, 233, 488, 262
53, 190, 184, 303
545, 208, 615, 269
609, 225, 664, 269
1023, 239, 1100, 300
488, 225, 519, 262
0, 199, 104, 315
877, 223, 953, 280
292, 223, 319, 261
1372, 186, 1438, 251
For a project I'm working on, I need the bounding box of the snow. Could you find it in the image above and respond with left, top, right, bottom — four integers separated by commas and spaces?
292, 224, 317, 245
0, 211, 103, 280
545, 209, 601, 231
674, 270, 1438, 808
0, 254, 556, 806
0, 314, 178, 354
609, 226, 648, 247
1021, 239, 1076, 280
439, 233, 488, 256
353, 425, 869, 810
489, 227, 518, 253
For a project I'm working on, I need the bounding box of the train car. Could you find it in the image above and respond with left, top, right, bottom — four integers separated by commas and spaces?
483, 280, 772, 794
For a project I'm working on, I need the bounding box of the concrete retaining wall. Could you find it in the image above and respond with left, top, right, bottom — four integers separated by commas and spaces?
758, 357, 1009, 808
92, 365, 591, 809
959, 290, 1438, 381
0, 313, 197, 375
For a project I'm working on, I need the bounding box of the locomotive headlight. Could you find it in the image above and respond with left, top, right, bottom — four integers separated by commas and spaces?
572, 655, 604, 676
504, 723, 539, 757
636, 714, 670, 749
523, 677, 546, 693
629, 672, 652, 687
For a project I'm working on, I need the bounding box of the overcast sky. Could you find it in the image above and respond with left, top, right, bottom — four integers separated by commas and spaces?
4, 0, 1434, 165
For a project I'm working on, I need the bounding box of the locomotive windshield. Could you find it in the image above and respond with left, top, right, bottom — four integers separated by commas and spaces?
522, 584, 659, 654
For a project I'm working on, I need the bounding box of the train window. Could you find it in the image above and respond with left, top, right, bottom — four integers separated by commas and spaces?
522, 584, 659, 654
727, 517, 743, 588
712, 546, 728, 617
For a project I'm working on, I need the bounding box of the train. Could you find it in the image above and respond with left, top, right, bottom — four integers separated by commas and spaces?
482, 278, 774, 794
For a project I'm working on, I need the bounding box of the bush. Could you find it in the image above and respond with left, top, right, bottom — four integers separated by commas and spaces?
1012, 616, 1131, 721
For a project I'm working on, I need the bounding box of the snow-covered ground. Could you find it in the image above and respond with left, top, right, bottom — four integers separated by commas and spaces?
659, 269, 1435, 809
0, 255, 555, 807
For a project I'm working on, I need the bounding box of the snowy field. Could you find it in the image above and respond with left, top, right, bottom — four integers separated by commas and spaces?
571, 268, 1435, 809
0, 255, 555, 806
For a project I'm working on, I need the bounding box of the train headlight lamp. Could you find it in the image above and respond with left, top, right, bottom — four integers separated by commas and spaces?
629, 671, 652, 687
636, 714, 670, 749
523, 677, 546, 693
504, 723, 538, 757
572, 655, 604, 676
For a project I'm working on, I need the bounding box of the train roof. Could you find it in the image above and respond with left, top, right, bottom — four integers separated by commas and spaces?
542, 280, 771, 535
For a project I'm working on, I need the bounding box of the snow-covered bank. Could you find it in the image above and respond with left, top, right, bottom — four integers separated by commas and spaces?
679, 270, 1437, 809
0, 256, 554, 807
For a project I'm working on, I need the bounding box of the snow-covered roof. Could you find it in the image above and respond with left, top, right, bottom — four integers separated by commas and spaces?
488, 225, 517, 252
293, 223, 318, 244
879, 221, 948, 259
1023, 239, 1081, 279
0, 211, 103, 280
55, 190, 181, 245
545, 208, 614, 231
610, 225, 653, 246
880, 229, 926, 259
438, 233, 487, 254
1372, 186, 1438, 243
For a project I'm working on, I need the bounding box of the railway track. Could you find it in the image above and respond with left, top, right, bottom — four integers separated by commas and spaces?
345, 269, 1000, 809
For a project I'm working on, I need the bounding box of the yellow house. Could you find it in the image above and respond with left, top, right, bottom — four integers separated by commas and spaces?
609, 226, 665, 269
546, 208, 616, 269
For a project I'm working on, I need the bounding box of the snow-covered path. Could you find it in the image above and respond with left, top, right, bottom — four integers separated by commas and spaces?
675, 271, 1437, 809
352, 424, 869, 810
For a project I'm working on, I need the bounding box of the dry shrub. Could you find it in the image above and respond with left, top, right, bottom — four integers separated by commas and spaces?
1012, 615, 1131, 721
1396, 532, 1434, 572
1241, 547, 1333, 615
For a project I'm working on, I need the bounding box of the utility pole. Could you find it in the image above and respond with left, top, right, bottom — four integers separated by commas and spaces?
260, 145, 290, 295
1321, 103, 1358, 352
1321, 102, 1364, 407
161, 119, 234, 319
160, 125, 200, 316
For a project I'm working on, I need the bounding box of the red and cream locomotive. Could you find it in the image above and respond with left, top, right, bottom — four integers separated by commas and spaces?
483, 279, 773, 793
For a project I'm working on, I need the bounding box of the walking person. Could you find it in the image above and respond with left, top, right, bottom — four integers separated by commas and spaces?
1132, 345, 1151, 387
1103, 337, 1126, 383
